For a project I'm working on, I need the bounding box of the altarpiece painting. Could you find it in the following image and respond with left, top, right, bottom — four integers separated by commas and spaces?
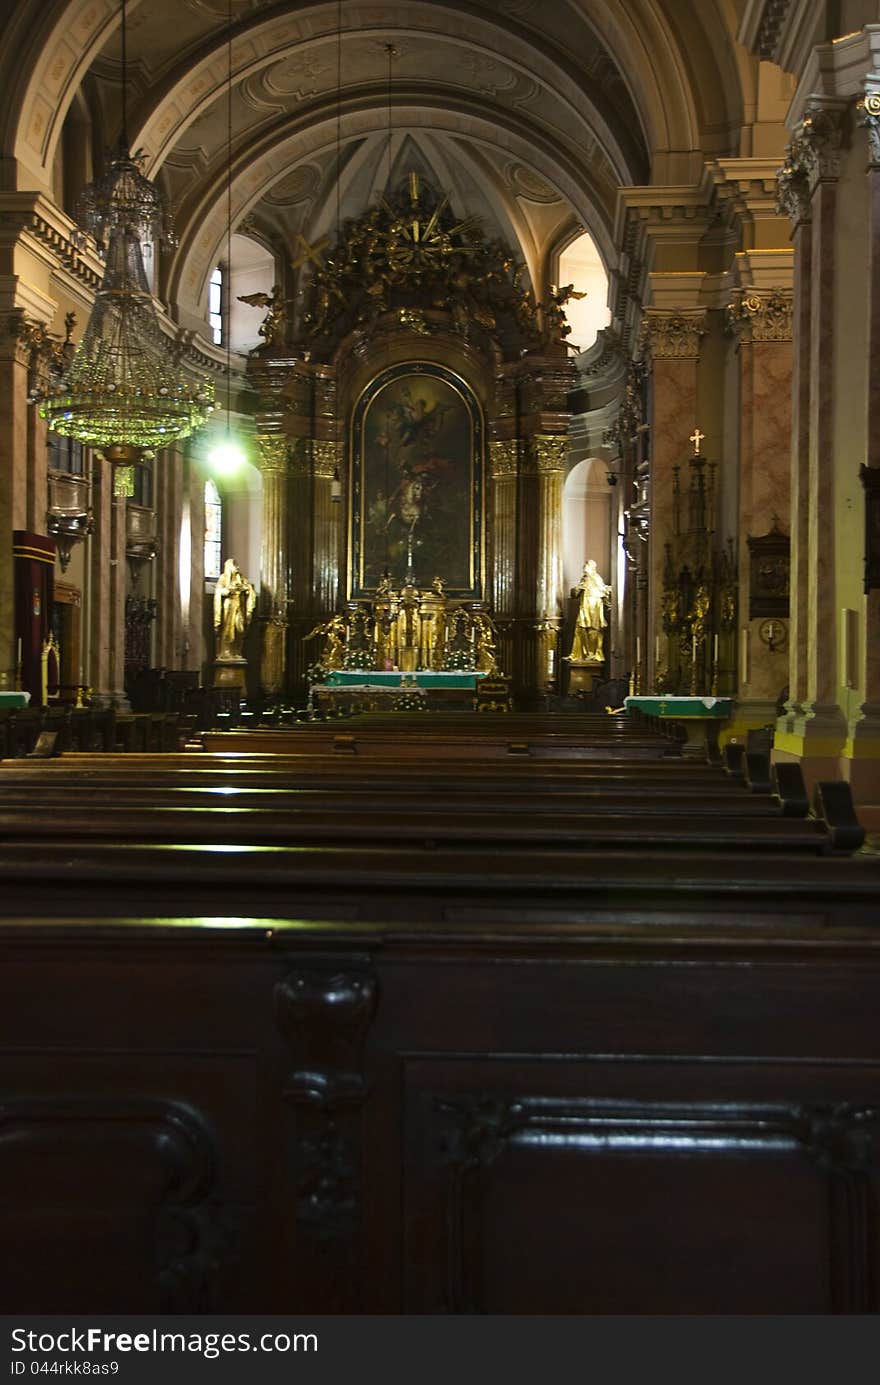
349, 362, 484, 598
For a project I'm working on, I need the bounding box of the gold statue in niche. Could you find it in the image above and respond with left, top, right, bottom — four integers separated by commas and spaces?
567, 559, 611, 664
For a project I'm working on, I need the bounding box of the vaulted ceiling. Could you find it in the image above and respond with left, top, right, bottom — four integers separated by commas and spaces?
0, 0, 755, 324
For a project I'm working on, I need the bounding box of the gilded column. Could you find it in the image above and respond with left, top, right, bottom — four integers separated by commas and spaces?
255, 434, 289, 697
488, 439, 518, 678
312, 439, 342, 618
530, 434, 566, 690
727, 287, 793, 727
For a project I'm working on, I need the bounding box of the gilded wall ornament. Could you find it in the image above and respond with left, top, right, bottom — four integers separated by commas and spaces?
488, 440, 519, 478
300, 176, 543, 359
530, 435, 567, 472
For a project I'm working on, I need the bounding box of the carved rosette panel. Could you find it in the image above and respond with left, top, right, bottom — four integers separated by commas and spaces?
275, 957, 378, 1240
640, 311, 707, 361
727, 288, 793, 343
433, 1095, 878, 1314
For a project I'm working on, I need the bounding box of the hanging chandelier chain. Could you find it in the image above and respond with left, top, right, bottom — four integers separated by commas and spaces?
225, 0, 234, 440
120, 0, 128, 148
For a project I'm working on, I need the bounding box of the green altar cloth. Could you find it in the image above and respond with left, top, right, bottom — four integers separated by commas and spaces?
0, 691, 30, 708
625, 695, 732, 718
325, 671, 486, 689
625, 695, 732, 760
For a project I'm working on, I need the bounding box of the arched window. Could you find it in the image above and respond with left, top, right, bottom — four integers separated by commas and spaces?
556, 232, 611, 353
204, 479, 222, 578
209, 266, 224, 345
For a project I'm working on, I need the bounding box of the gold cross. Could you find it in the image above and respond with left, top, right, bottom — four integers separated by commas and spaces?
291, 233, 329, 270
689, 427, 705, 455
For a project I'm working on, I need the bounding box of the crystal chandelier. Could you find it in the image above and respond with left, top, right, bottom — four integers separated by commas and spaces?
37, 0, 214, 462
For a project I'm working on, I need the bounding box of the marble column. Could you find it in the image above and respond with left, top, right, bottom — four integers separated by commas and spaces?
848, 91, 880, 796
0, 320, 31, 687
774, 101, 848, 784
255, 435, 289, 697
641, 310, 707, 679
727, 288, 793, 726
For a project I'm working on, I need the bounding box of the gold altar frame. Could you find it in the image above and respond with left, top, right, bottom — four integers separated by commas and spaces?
348, 361, 485, 599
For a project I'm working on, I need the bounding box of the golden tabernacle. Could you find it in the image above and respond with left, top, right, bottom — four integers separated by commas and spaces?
305, 576, 501, 678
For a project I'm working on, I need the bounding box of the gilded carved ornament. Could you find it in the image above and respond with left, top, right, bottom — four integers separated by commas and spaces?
255, 435, 290, 473
726, 288, 793, 343
530, 435, 568, 473
488, 440, 519, 478
639, 312, 707, 361
312, 440, 342, 479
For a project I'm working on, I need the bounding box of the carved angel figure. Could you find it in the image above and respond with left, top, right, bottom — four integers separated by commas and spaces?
237, 284, 286, 346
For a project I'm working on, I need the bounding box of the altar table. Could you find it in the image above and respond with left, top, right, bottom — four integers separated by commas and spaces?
624, 695, 732, 760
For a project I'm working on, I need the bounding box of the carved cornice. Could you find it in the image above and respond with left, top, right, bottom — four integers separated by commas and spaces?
857, 91, 880, 167
726, 287, 793, 343
254, 435, 289, 474
640, 311, 707, 361
777, 101, 847, 222
488, 440, 519, 479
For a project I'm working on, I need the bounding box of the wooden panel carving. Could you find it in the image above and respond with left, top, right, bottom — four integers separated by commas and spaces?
413, 1094, 878, 1314
275, 956, 378, 1241
0, 1097, 222, 1312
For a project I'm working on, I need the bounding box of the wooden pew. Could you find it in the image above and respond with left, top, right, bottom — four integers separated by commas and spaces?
0, 719, 878, 1314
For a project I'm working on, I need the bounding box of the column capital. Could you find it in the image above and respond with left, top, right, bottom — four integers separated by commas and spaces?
488, 440, 519, 479
777, 101, 848, 223
726, 287, 793, 343
857, 89, 880, 166
254, 435, 290, 474
312, 440, 342, 479
639, 310, 707, 361
528, 435, 567, 474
